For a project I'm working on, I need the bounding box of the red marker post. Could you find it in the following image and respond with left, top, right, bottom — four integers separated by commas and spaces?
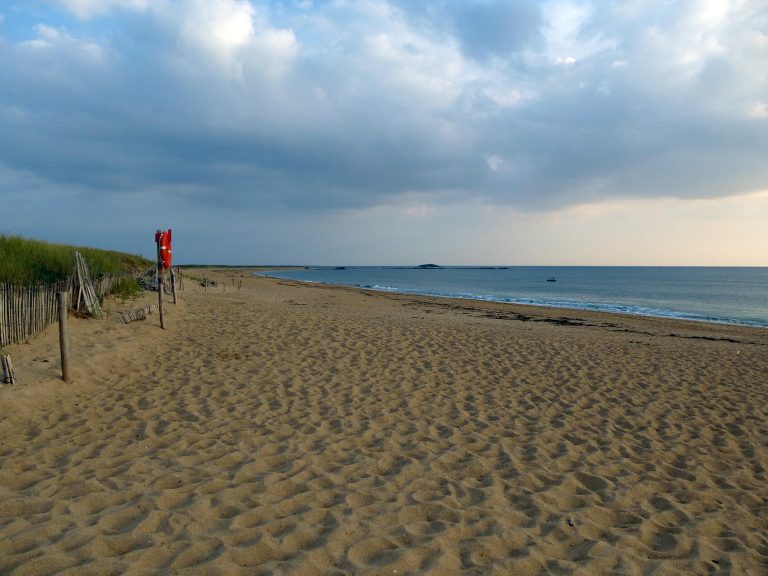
155, 229, 172, 329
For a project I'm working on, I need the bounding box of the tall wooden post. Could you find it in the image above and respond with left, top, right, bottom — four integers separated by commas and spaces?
156, 230, 165, 330
171, 267, 178, 304
57, 291, 71, 382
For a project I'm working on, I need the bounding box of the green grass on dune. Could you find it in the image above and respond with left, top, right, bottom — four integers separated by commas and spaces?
0, 235, 152, 285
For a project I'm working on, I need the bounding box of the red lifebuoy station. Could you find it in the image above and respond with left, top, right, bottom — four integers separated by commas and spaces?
156, 229, 172, 269
154, 228, 175, 329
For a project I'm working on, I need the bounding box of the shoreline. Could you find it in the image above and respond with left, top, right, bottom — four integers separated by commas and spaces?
1, 270, 766, 573
258, 271, 768, 336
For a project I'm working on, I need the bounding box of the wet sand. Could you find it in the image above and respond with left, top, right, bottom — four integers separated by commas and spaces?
1, 270, 767, 575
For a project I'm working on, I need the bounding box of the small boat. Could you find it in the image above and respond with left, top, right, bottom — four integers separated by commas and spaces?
546, 276, 556, 282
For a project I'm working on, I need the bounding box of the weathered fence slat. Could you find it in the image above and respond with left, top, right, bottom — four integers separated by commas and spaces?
71, 251, 103, 318
120, 304, 159, 324
0, 270, 129, 346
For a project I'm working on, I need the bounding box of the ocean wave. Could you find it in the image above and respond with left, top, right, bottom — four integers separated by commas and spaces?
256, 271, 768, 328
397, 288, 767, 327
356, 284, 401, 291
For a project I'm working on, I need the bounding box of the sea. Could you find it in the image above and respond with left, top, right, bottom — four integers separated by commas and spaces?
258, 266, 768, 328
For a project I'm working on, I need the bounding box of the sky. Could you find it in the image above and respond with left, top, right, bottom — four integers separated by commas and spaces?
1, 0, 767, 265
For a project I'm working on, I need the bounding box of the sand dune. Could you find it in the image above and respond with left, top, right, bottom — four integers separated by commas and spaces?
1, 270, 766, 575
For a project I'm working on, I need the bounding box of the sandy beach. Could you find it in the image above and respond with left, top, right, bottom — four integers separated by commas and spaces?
1, 269, 766, 575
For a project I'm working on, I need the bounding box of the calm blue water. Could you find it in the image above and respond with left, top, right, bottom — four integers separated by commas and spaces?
260, 267, 768, 328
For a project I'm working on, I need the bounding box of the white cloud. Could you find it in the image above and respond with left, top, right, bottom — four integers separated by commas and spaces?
485, 154, 505, 171
695, 0, 731, 28
54, 0, 149, 19
750, 102, 768, 119
18, 23, 106, 63
178, 0, 255, 53
163, 0, 299, 79
404, 203, 434, 218
244, 26, 300, 78
360, 16, 469, 107
543, 1, 615, 64
481, 86, 523, 108
629, 1, 762, 81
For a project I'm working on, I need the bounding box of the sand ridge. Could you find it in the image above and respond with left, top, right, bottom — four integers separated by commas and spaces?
0, 270, 767, 575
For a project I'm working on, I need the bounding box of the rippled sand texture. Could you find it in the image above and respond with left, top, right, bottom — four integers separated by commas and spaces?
1, 271, 767, 575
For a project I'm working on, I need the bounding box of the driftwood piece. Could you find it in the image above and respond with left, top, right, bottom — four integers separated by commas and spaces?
120, 304, 159, 324
1, 354, 16, 385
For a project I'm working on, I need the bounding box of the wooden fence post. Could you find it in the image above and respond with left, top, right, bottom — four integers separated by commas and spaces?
57, 291, 71, 382
171, 267, 178, 304
156, 230, 165, 330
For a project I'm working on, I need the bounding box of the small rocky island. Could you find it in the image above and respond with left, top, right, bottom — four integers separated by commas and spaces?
417, 263, 442, 269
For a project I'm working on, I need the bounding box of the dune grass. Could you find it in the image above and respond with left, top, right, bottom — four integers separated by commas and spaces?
0, 235, 152, 286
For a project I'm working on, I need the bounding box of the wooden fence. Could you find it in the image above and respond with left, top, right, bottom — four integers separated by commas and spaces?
0, 274, 125, 347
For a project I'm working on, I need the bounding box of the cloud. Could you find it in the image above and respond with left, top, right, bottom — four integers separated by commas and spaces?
751, 102, 768, 119
178, 0, 256, 52
51, 0, 149, 19
485, 154, 505, 172
454, 0, 543, 61
0, 0, 766, 238
543, 1, 614, 65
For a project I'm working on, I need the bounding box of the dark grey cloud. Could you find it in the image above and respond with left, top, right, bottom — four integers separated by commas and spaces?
454, 0, 543, 60
388, 0, 543, 60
